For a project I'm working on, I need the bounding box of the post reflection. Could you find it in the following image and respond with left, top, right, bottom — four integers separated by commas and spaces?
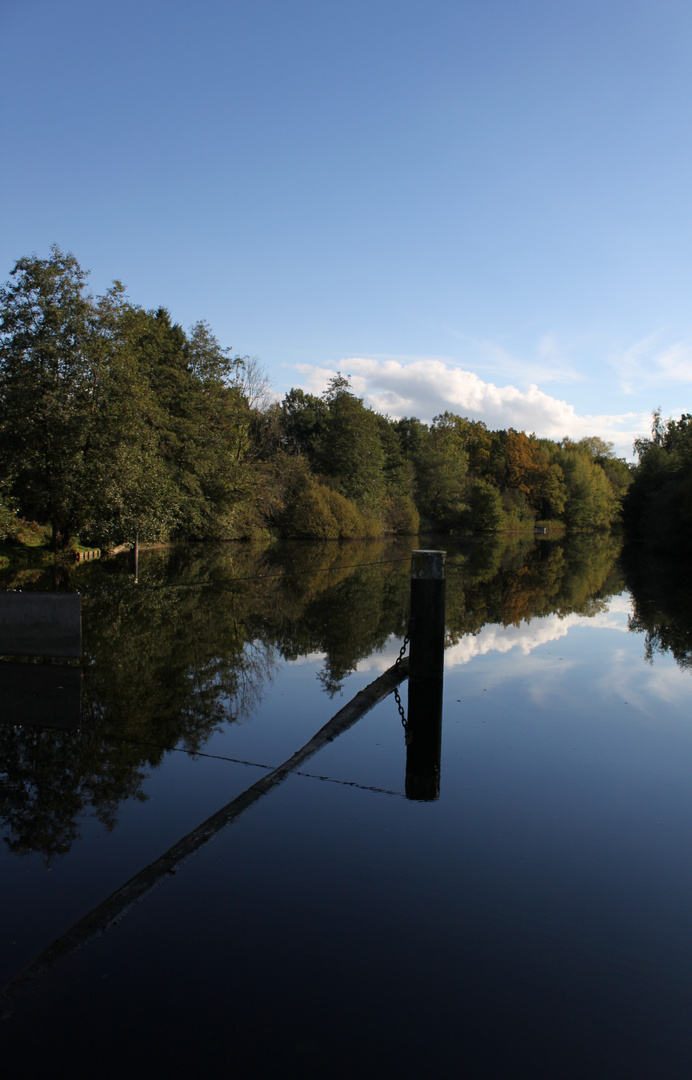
405, 674, 443, 801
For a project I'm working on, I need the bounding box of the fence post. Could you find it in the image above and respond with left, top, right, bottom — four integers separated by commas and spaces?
405, 550, 446, 800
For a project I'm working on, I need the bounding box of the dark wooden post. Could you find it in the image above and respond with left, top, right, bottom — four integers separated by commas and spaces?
405, 550, 445, 800
409, 549, 446, 678
405, 675, 443, 800
134, 529, 139, 585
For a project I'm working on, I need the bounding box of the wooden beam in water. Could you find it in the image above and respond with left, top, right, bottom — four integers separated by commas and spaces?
3, 657, 409, 998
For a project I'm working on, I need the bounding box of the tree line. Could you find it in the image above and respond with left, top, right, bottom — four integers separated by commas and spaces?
624, 410, 692, 550
0, 246, 683, 549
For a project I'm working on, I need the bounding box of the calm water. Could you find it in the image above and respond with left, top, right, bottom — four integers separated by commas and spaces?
1, 535, 691, 1078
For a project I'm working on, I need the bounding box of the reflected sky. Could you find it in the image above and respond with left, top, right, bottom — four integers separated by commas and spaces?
2, 537, 692, 1076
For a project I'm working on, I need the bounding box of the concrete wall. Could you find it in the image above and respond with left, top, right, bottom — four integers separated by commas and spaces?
0, 663, 82, 729
0, 593, 82, 658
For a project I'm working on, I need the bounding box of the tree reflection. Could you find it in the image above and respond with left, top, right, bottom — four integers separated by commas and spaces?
1, 533, 627, 858
624, 547, 692, 671
444, 532, 624, 644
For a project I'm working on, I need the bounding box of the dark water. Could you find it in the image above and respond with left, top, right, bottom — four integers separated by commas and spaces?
1, 535, 691, 1078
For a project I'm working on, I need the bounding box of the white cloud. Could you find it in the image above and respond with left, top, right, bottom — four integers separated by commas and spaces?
444, 606, 630, 671
444, 618, 572, 667
610, 334, 692, 393
293, 358, 649, 459
438, 326, 584, 386
478, 334, 584, 386
655, 343, 692, 382
355, 601, 632, 678
594, 646, 692, 724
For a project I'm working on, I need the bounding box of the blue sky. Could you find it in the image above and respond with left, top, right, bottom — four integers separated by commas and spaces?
2, 0, 691, 458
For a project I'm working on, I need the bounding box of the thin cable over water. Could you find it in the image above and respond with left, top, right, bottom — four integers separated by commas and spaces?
104, 732, 404, 798
77, 555, 414, 595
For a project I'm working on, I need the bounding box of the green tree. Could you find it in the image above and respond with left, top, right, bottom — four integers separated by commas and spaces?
318, 375, 387, 514
79, 287, 179, 545
505, 430, 566, 521
280, 387, 329, 466
0, 248, 274, 547
626, 411, 692, 548
0, 247, 97, 546
413, 413, 469, 530
469, 478, 504, 531
558, 447, 616, 530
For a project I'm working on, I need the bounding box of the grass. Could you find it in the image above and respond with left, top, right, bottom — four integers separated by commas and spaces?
3, 517, 52, 547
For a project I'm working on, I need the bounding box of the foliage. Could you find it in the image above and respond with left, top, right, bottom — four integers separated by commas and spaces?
0, 249, 270, 547
623, 544, 692, 671
283, 476, 340, 539
0, 248, 647, 547
0, 483, 16, 541
382, 495, 420, 535
558, 449, 615, 530
468, 479, 504, 531
0, 248, 97, 547
412, 413, 469, 530
323, 488, 372, 539
625, 411, 692, 549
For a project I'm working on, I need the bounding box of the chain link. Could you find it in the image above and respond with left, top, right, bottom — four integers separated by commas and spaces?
395, 632, 410, 667
393, 684, 411, 744
394, 631, 411, 743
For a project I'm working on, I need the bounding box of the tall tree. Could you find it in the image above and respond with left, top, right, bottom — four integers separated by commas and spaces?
318, 376, 386, 514
79, 287, 179, 545
414, 413, 469, 529
626, 412, 692, 548
0, 246, 96, 546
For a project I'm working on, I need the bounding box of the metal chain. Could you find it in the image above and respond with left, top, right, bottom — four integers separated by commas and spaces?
394, 631, 411, 744
393, 684, 411, 744
395, 632, 410, 667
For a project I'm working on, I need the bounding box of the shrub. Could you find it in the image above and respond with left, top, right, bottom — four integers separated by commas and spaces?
469, 480, 504, 532
383, 496, 420, 535
283, 478, 339, 539
323, 488, 365, 538
0, 495, 15, 542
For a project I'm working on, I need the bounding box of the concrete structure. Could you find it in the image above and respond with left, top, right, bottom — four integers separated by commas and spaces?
0, 592, 81, 658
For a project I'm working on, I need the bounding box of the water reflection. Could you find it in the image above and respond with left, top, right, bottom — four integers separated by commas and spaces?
405, 676, 444, 801
623, 545, 692, 672
1, 530, 682, 860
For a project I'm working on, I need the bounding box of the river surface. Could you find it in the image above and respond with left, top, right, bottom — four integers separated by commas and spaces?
1, 534, 691, 1078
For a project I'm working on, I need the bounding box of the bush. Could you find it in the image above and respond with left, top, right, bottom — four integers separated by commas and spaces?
362, 515, 385, 538
0, 495, 15, 542
282, 476, 388, 539
383, 496, 420, 535
323, 488, 365, 538
283, 478, 339, 539
469, 480, 504, 532
0, 512, 50, 547
501, 488, 535, 530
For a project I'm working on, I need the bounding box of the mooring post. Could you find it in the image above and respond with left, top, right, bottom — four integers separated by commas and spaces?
409, 549, 446, 679
405, 676, 444, 800
405, 549, 446, 800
